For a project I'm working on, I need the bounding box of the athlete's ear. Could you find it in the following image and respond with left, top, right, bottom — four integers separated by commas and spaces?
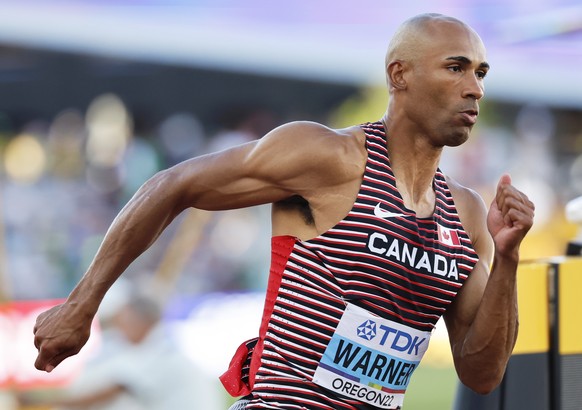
387, 60, 407, 91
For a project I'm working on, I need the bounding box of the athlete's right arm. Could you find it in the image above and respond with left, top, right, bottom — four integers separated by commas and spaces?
33, 121, 347, 372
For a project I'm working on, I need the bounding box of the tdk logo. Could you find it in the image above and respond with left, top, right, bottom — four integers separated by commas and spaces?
356, 320, 377, 341
378, 326, 427, 356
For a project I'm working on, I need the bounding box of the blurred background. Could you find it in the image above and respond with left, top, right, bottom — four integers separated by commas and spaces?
0, 0, 581, 409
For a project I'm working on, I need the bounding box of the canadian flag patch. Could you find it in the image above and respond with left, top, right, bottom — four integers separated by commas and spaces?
438, 224, 461, 247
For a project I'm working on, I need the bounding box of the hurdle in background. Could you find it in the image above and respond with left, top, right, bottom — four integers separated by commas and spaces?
453, 257, 582, 410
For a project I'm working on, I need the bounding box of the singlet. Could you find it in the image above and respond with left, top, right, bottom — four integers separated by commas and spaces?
221, 121, 480, 409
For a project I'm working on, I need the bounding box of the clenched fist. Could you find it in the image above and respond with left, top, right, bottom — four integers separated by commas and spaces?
487, 174, 535, 257
33, 301, 94, 372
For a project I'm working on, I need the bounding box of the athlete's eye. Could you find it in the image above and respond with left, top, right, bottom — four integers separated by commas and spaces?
448, 65, 461, 73
476, 70, 487, 79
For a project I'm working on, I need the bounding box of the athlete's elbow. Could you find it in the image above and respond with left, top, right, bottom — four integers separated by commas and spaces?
467, 379, 501, 396
140, 169, 172, 199
139, 168, 191, 212
459, 369, 504, 395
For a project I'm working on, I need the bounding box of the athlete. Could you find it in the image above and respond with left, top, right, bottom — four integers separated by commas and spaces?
33, 13, 534, 409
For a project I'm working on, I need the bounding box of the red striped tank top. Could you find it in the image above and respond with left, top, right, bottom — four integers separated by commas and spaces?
221, 121, 480, 409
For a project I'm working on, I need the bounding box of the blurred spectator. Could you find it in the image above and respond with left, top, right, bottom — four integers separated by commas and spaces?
21, 288, 221, 409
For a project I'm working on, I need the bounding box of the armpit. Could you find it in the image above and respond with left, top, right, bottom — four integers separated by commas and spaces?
277, 195, 315, 225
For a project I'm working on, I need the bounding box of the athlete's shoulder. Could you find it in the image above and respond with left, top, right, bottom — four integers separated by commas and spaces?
444, 175, 486, 211
258, 121, 366, 162
445, 175, 492, 255
265, 121, 365, 144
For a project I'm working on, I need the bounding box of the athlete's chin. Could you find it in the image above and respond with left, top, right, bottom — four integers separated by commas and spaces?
444, 128, 471, 147
447, 135, 470, 147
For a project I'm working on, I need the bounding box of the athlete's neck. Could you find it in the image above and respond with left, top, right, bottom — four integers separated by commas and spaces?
381, 114, 441, 217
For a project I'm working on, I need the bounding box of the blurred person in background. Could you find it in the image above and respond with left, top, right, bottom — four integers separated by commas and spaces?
23, 290, 220, 409
32, 13, 534, 409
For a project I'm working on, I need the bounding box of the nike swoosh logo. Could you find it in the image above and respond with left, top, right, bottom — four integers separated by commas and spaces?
374, 203, 407, 219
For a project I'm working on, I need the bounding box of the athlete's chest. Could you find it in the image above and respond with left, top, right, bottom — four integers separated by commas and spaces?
294, 131, 477, 326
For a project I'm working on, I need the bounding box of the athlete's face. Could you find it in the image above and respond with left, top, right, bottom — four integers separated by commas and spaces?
404, 22, 488, 147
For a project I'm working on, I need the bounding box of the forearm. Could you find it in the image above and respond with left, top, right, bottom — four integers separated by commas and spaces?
456, 251, 519, 392
68, 170, 187, 314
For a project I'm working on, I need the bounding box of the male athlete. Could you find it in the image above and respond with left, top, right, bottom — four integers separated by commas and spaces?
33, 13, 534, 409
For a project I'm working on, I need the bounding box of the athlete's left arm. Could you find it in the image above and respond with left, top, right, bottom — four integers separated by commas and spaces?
443, 174, 534, 394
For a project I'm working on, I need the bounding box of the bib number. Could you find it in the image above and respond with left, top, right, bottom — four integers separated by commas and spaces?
313, 303, 432, 409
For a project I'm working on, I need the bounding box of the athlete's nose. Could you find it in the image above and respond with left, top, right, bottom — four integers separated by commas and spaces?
462, 73, 484, 101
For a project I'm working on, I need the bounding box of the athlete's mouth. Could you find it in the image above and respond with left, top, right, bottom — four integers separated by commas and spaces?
459, 109, 478, 125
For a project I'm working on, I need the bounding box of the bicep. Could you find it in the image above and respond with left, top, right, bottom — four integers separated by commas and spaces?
444, 260, 488, 353
443, 183, 494, 354
169, 143, 290, 211
166, 121, 343, 211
